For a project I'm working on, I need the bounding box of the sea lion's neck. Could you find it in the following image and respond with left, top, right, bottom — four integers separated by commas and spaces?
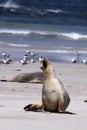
44, 70, 56, 80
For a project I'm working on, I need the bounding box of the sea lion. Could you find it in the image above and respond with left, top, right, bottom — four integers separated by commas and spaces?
0, 72, 44, 83
24, 58, 71, 113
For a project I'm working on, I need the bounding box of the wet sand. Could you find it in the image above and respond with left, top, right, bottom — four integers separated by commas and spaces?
0, 61, 87, 130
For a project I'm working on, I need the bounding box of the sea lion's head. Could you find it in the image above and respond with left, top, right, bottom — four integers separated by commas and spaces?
40, 58, 54, 73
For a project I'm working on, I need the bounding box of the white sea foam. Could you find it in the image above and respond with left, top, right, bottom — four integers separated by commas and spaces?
47, 9, 63, 13
39, 31, 87, 40
0, 28, 87, 41
59, 32, 87, 40
0, 29, 51, 36
48, 50, 70, 53
0, 41, 30, 48
9, 43, 29, 47
0, 29, 31, 35
48, 49, 87, 54
0, 0, 19, 8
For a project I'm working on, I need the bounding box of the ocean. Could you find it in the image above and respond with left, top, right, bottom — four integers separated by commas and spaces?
0, 0, 87, 63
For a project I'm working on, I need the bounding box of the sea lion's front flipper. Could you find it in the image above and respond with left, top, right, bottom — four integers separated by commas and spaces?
24, 101, 43, 112
57, 98, 64, 112
24, 104, 33, 111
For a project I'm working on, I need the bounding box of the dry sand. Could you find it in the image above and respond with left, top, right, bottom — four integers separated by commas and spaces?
0, 61, 87, 130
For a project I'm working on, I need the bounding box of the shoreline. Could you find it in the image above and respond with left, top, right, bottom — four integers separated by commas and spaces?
0, 46, 87, 64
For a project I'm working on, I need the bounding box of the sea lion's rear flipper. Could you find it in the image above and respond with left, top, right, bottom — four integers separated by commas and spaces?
58, 111, 76, 115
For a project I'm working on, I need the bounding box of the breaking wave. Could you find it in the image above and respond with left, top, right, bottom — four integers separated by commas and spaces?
59, 32, 87, 40
0, 0, 87, 25
0, 29, 87, 40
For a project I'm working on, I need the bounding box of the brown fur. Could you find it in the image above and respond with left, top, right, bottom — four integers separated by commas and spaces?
24, 58, 71, 113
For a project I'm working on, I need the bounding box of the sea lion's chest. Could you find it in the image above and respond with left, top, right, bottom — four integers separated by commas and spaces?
42, 78, 63, 111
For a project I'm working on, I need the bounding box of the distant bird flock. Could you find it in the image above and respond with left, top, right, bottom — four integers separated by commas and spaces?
0, 50, 44, 65
0, 50, 87, 65
19, 50, 43, 65
0, 52, 12, 64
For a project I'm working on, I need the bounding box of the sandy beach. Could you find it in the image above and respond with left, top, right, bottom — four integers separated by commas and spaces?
0, 61, 87, 130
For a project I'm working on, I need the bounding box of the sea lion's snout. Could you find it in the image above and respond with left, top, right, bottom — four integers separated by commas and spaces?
40, 58, 48, 70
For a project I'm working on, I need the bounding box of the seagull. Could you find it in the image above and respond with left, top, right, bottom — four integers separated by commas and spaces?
20, 58, 27, 65
1, 52, 11, 58
82, 60, 87, 64
23, 55, 29, 60
26, 50, 38, 56
2, 58, 11, 64
72, 51, 81, 63
72, 58, 77, 63
38, 56, 44, 63
30, 59, 36, 63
